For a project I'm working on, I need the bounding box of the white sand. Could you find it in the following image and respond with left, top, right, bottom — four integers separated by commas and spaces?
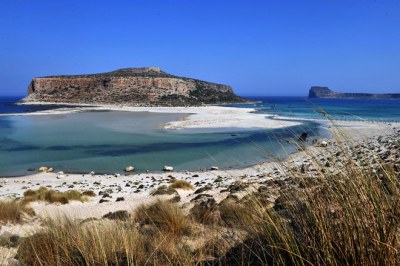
12, 103, 301, 130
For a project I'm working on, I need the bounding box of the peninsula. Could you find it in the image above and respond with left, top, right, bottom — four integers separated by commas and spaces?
20, 67, 247, 106
309, 86, 400, 99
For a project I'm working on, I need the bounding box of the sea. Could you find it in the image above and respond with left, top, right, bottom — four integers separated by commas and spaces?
0, 96, 399, 176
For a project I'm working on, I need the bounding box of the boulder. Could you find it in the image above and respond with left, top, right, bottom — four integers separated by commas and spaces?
124, 166, 135, 172
163, 166, 174, 172
210, 166, 219, 171
103, 210, 130, 221
116, 197, 125, 202
320, 141, 328, 147
38, 167, 48, 172
298, 132, 308, 142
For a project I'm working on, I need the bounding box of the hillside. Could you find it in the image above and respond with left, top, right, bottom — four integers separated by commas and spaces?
21, 67, 247, 106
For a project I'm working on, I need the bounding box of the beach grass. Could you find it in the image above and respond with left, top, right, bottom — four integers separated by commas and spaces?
17, 200, 195, 265
0, 200, 35, 223
134, 199, 192, 237
150, 180, 193, 196
22, 187, 94, 205
168, 179, 194, 190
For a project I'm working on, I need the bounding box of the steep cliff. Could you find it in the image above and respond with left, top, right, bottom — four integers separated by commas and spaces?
309, 86, 400, 99
21, 67, 247, 106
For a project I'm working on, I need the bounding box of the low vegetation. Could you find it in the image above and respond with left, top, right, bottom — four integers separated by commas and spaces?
168, 179, 194, 190
134, 199, 191, 237
0, 200, 34, 223
218, 164, 400, 265
17, 200, 194, 265
22, 187, 94, 205
150, 180, 193, 196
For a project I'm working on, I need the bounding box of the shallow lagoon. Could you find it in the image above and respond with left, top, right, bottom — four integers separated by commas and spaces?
0, 111, 328, 176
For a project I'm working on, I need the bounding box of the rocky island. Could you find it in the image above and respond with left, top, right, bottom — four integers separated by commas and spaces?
21, 67, 247, 106
309, 86, 400, 99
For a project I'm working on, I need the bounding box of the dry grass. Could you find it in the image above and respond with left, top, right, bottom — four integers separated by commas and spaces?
134, 199, 192, 237
22, 187, 93, 205
168, 180, 194, 190
0, 200, 34, 223
150, 180, 193, 196
17, 202, 195, 265
218, 157, 400, 265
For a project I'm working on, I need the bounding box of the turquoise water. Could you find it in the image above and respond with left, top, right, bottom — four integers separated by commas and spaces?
1, 96, 398, 176
0, 108, 326, 176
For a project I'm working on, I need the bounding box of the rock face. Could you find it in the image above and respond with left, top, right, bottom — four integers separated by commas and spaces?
21, 67, 247, 106
309, 86, 400, 99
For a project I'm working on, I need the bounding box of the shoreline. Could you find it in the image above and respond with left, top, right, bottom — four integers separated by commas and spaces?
0, 103, 398, 179
0, 120, 400, 180
4, 102, 303, 131
0, 118, 398, 264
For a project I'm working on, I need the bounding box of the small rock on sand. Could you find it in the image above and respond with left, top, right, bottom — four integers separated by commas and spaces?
103, 210, 130, 221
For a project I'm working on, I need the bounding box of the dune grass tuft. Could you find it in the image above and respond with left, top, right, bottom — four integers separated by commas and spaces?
22, 187, 92, 205
134, 199, 192, 237
17, 204, 195, 265
218, 161, 400, 265
0, 200, 35, 223
168, 180, 194, 190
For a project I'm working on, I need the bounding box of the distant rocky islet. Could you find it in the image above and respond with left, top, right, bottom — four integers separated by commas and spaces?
309, 86, 400, 99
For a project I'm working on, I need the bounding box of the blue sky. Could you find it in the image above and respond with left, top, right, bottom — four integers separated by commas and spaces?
0, 0, 399, 97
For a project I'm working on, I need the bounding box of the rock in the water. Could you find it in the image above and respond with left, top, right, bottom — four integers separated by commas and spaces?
298, 132, 308, 142
38, 167, 48, 172
309, 86, 400, 99
163, 166, 174, 172
124, 166, 135, 172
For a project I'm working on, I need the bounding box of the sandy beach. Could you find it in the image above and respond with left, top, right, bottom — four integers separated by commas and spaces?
0, 105, 399, 264
13, 102, 302, 130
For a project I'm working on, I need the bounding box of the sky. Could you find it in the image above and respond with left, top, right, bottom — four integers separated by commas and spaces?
0, 0, 399, 97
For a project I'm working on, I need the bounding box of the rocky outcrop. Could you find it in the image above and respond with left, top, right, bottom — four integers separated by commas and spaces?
21, 67, 247, 106
309, 86, 400, 99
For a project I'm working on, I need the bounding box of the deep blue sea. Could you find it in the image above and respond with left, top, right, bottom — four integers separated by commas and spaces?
230, 96, 400, 122
0, 96, 398, 176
